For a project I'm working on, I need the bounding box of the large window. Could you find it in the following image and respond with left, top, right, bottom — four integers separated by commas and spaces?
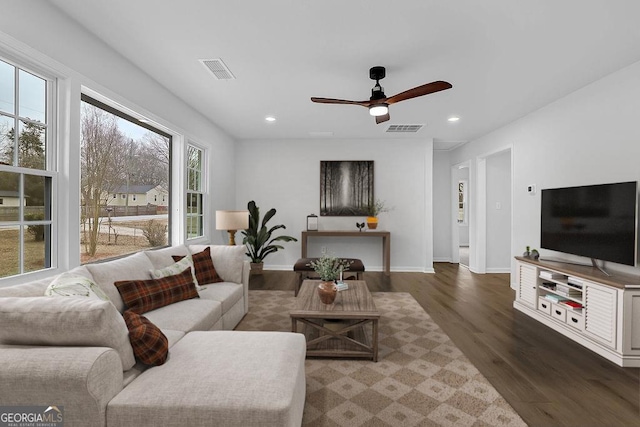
186, 144, 204, 239
80, 95, 171, 263
0, 58, 53, 279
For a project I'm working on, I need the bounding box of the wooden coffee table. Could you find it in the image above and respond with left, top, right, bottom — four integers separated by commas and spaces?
290, 280, 380, 361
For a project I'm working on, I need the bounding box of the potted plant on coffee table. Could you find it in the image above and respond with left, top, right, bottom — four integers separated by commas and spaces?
308, 254, 352, 304
241, 200, 297, 274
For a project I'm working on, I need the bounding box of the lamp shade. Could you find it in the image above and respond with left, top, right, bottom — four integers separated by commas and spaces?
215, 210, 249, 231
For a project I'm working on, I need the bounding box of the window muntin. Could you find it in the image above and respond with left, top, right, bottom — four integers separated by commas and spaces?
80, 95, 171, 264
0, 58, 53, 280
186, 144, 204, 239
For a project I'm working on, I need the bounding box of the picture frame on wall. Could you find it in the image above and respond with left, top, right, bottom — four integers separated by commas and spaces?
320, 160, 373, 216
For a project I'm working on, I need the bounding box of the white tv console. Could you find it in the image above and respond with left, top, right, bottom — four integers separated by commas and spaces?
514, 256, 640, 367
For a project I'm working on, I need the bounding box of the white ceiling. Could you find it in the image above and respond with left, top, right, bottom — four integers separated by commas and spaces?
49, 0, 640, 150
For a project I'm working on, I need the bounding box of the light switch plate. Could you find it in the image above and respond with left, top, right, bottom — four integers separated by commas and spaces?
527, 184, 536, 195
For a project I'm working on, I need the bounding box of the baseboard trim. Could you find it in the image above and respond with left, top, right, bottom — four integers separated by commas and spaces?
486, 267, 511, 273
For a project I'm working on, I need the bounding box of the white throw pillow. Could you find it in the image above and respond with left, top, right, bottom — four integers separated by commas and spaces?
45, 273, 110, 301
150, 256, 201, 291
188, 244, 246, 283
0, 297, 135, 371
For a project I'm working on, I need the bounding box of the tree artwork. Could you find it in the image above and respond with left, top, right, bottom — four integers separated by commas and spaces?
320, 161, 373, 216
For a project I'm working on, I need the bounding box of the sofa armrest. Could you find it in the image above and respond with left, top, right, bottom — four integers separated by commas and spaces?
0, 346, 123, 427
242, 260, 250, 314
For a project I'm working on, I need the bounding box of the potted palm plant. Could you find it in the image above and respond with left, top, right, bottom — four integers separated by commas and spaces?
241, 200, 297, 274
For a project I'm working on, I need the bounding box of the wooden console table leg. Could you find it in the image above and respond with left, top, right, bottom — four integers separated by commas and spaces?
383, 234, 390, 276
301, 232, 308, 258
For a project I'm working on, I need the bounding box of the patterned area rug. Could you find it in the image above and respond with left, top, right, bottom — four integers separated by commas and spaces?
236, 290, 527, 427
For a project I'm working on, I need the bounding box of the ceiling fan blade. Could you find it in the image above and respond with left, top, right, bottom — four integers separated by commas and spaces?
311, 97, 370, 107
386, 81, 452, 105
376, 113, 390, 124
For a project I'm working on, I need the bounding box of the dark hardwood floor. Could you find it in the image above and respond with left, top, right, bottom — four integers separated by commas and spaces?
249, 263, 640, 427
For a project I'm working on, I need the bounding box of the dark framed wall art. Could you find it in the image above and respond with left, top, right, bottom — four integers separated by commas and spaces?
320, 160, 373, 216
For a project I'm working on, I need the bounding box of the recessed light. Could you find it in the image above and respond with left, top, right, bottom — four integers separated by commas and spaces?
139, 118, 150, 123
265, 116, 276, 122
448, 116, 460, 122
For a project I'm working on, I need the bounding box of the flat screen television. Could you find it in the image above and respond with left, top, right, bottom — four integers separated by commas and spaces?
540, 181, 638, 266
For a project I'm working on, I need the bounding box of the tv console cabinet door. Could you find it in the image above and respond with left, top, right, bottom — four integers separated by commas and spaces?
517, 262, 537, 307
584, 282, 618, 349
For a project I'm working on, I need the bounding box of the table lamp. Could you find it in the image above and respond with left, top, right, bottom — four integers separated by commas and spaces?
215, 210, 249, 245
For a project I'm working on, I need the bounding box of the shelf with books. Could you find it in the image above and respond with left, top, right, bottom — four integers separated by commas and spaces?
538, 281, 583, 304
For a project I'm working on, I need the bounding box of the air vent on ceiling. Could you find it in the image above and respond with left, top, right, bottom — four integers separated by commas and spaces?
199, 58, 235, 80
386, 124, 424, 133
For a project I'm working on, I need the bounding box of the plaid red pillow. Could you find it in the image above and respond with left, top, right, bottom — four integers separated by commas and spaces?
123, 310, 168, 366
173, 247, 223, 285
115, 267, 199, 314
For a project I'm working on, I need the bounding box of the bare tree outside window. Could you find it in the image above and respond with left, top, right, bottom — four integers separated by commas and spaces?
80, 97, 170, 263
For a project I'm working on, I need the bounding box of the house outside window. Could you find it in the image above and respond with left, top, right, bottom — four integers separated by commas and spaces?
80, 94, 171, 263
186, 144, 204, 239
0, 57, 54, 279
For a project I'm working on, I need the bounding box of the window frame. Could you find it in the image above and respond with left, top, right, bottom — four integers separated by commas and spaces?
79, 93, 173, 263
186, 142, 205, 241
0, 56, 57, 281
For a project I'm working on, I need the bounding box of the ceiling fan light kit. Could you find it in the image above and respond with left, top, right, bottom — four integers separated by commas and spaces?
369, 104, 389, 117
311, 66, 452, 124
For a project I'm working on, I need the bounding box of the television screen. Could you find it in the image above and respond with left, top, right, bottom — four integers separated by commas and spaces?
540, 181, 638, 266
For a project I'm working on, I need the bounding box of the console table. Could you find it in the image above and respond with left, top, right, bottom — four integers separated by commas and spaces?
300, 230, 390, 275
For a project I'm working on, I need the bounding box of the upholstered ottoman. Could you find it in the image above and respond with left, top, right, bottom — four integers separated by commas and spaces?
293, 257, 365, 296
107, 331, 306, 427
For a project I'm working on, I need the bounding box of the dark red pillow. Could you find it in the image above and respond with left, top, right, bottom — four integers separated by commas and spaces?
173, 247, 223, 285
123, 310, 168, 366
114, 267, 199, 314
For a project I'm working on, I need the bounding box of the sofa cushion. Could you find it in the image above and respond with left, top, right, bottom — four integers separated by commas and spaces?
144, 299, 222, 332
123, 311, 169, 366
144, 245, 190, 269
173, 246, 223, 285
198, 282, 243, 313
150, 256, 201, 291
115, 267, 199, 314
0, 297, 135, 370
86, 252, 155, 312
45, 273, 110, 301
189, 244, 245, 284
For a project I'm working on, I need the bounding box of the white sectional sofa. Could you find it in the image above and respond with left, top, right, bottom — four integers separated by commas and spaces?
0, 244, 306, 427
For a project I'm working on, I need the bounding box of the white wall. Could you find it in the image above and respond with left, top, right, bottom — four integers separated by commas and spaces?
447, 58, 640, 281
485, 149, 511, 272
0, 2, 236, 282
235, 138, 434, 272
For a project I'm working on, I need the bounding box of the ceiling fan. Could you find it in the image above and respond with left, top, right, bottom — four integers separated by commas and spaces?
311, 66, 452, 124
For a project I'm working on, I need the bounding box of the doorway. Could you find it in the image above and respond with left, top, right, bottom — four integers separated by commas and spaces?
451, 161, 471, 268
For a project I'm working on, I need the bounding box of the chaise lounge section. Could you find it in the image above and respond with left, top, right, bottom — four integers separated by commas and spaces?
0, 244, 306, 427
